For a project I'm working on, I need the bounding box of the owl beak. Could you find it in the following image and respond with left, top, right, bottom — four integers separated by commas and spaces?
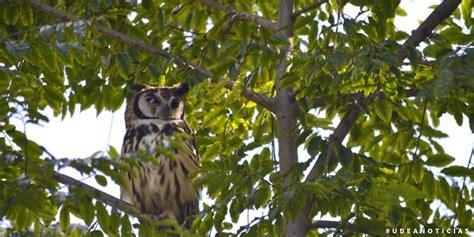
163, 105, 171, 118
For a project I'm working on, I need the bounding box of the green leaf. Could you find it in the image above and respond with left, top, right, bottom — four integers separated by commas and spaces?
425, 154, 455, 167
411, 158, 424, 184
441, 166, 474, 178
379, 52, 399, 66
43, 86, 66, 113
306, 134, 322, 157
142, 0, 153, 9
108, 146, 120, 158
230, 198, 242, 223
90, 230, 104, 237
285, 190, 306, 220
95, 175, 108, 186
386, 183, 427, 201
357, 217, 386, 235
38, 45, 58, 72
116, 53, 130, 78
96, 202, 110, 233
373, 100, 392, 123
15, 207, 28, 230
200, 213, 213, 233
20, 4, 34, 26
461, 0, 472, 27
279, 72, 300, 89
147, 64, 161, 79
395, 7, 407, 16
337, 146, 354, 167
121, 215, 133, 237
0, 69, 11, 93
3, 5, 19, 25
423, 172, 436, 200
60, 206, 70, 233
80, 200, 95, 225
253, 183, 271, 208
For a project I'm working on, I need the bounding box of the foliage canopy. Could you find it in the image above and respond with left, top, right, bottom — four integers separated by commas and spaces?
0, 0, 473, 236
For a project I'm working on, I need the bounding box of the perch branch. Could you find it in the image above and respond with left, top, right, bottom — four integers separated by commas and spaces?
51, 170, 158, 223
23, 0, 275, 112
195, 0, 278, 32
293, 0, 328, 18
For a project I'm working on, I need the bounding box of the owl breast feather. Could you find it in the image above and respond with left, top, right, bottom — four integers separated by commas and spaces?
120, 119, 200, 226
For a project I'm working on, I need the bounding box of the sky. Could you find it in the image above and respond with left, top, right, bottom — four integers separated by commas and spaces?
4, 0, 474, 232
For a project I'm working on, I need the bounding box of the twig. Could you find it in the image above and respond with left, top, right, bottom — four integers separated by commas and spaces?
195, 0, 278, 32
452, 146, 474, 226
413, 100, 428, 158
293, 0, 328, 18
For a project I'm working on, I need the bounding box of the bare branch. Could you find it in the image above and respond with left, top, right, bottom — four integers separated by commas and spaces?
195, 0, 278, 32
23, 0, 275, 112
293, 0, 328, 18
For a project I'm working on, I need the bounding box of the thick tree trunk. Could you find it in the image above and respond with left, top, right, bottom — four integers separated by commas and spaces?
274, 0, 308, 236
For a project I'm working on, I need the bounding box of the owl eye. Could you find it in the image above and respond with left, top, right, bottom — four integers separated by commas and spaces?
146, 96, 160, 105
170, 98, 180, 109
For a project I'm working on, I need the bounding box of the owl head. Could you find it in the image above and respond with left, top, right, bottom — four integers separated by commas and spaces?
125, 83, 189, 124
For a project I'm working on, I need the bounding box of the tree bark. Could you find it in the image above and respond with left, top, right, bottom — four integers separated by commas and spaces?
274, 0, 308, 236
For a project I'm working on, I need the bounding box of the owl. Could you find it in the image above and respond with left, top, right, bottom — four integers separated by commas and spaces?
120, 83, 200, 230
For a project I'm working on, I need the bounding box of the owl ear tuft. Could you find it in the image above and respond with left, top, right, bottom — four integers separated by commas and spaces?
174, 83, 189, 97
131, 84, 147, 93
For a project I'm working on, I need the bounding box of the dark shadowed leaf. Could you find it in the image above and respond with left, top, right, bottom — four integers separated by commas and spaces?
441, 166, 474, 178
425, 154, 455, 167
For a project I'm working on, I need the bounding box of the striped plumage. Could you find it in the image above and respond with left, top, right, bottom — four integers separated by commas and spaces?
120, 84, 200, 229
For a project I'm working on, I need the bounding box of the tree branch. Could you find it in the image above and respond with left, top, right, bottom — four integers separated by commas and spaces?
51, 170, 155, 223
225, 82, 275, 111
292, 0, 328, 18
195, 0, 278, 32
302, 1, 462, 230
307, 0, 461, 178
23, 0, 275, 112
402, 0, 462, 50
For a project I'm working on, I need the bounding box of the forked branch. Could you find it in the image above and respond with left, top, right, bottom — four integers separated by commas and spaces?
304, 0, 462, 183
